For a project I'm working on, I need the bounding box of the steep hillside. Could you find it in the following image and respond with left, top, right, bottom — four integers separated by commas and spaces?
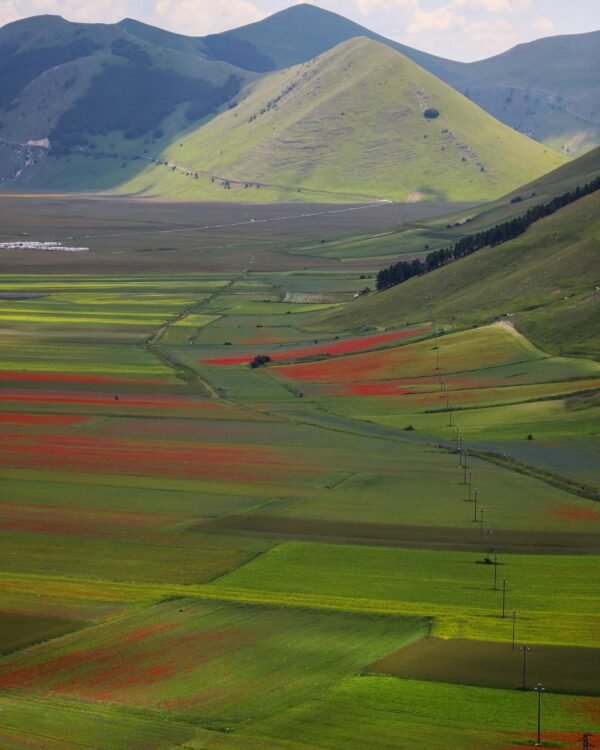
0, 15, 248, 185
315, 189, 600, 357
119, 38, 565, 202
447, 32, 600, 156
205, 4, 600, 155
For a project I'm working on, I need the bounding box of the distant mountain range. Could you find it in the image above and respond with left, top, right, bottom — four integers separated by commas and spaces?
0, 4, 595, 199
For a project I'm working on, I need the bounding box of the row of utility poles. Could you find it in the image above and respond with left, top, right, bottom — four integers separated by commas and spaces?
435, 328, 594, 747
431, 317, 558, 749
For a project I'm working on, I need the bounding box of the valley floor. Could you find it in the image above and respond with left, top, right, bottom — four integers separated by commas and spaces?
0, 198, 598, 749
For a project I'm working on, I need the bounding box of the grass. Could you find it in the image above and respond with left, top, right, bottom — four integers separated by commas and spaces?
216, 542, 600, 646
0, 195, 598, 749
0, 695, 197, 750
119, 38, 564, 202
273, 324, 600, 446
315, 191, 600, 357
0, 598, 425, 720
252, 676, 600, 749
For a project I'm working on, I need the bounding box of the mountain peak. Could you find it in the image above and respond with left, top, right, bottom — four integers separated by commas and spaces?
122, 34, 563, 203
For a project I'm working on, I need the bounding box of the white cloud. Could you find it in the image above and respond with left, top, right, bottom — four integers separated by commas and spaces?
407, 5, 459, 33
403, 0, 519, 35
150, 0, 264, 35
0, 0, 264, 33
0, 0, 128, 25
0, 1, 20, 27
530, 15, 555, 35
453, 0, 513, 13
351, 0, 415, 15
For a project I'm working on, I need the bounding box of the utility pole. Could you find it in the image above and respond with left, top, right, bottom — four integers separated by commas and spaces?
479, 507, 486, 538
511, 610, 518, 650
534, 683, 544, 746
463, 452, 469, 484
468, 471, 473, 501
520, 644, 530, 690
580, 732, 594, 750
501, 577, 508, 617
492, 549, 498, 591
473, 489, 478, 522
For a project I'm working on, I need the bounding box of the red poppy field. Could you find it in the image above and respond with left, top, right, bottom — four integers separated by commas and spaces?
202, 324, 431, 365
272, 324, 600, 443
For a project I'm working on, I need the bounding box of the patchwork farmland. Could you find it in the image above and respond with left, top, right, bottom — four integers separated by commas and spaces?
0, 196, 598, 748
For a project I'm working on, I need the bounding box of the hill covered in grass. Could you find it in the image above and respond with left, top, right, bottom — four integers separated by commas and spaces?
314, 184, 600, 357
0, 14, 249, 185
118, 38, 565, 203
203, 4, 600, 156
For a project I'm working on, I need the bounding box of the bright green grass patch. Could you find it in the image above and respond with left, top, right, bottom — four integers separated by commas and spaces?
250, 676, 600, 750
216, 542, 600, 646
161, 314, 220, 345
364, 400, 600, 440
0, 598, 426, 720
0, 339, 172, 377
0, 695, 196, 750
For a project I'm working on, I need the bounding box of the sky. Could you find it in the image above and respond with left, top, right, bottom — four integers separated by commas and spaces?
0, 0, 598, 61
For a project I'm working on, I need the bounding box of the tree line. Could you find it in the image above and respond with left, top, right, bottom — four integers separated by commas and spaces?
376, 176, 600, 291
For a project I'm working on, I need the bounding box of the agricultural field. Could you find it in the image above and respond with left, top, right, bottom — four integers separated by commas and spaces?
0, 195, 598, 748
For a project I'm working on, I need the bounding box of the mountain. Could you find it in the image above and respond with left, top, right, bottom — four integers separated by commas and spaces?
195, 2, 448, 74
443, 32, 600, 157
0, 5, 592, 193
313, 148, 600, 357
202, 4, 600, 155
0, 14, 250, 184
118, 38, 565, 203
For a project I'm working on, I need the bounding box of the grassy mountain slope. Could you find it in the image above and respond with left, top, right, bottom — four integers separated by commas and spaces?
121, 3, 600, 154
206, 4, 600, 155
0, 15, 248, 186
283, 147, 600, 265
119, 37, 565, 203
314, 190, 600, 357
448, 32, 600, 156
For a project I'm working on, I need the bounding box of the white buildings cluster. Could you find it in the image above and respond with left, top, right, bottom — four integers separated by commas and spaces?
0, 241, 89, 252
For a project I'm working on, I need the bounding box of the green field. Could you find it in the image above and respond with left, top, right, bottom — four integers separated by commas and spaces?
0, 195, 597, 748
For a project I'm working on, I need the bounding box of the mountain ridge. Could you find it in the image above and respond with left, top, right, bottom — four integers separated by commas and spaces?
0, 5, 593, 193
116, 37, 565, 202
